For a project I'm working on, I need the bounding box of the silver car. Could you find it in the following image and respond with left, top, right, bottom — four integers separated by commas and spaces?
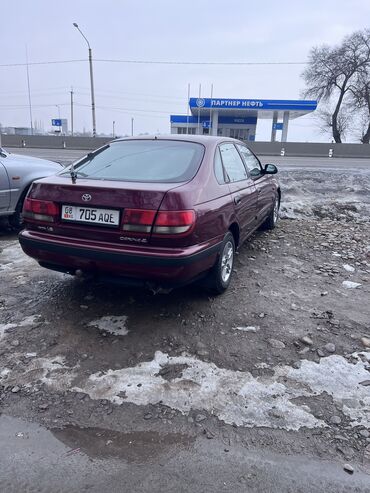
0, 147, 62, 228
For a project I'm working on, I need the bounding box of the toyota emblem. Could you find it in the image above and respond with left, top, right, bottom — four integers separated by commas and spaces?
82, 193, 92, 201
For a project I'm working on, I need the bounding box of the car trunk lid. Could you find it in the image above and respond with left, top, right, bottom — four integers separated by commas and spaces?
27, 176, 179, 245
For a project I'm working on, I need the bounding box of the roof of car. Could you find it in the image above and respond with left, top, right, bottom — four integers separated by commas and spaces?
114, 134, 240, 145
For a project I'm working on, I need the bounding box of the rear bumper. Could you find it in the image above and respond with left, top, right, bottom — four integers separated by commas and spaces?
19, 230, 221, 286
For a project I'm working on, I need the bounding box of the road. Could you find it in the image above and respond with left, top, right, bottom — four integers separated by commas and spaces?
0, 148, 369, 492
6, 145, 370, 170
4, 147, 88, 166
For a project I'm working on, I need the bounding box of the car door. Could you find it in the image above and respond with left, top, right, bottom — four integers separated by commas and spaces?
0, 155, 11, 212
236, 144, 275, 224
219, 142, 258, 242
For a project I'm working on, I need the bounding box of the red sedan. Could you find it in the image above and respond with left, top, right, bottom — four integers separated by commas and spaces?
19, 135, 280, 293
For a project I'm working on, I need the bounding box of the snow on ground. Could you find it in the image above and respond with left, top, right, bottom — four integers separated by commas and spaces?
0, 242, 34, 272
5, 355, 78, 391
72, 351, 324, 431
342, 280, 362, 289
278, 168, 370, 222
233, 326, 260, 332
72, 352, 370, 431
88, 315, 129, 336
2, 350, 369, 432
0, 315, 40, 341
276, 355, 370, 427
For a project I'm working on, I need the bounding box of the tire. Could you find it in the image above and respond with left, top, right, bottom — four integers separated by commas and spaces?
260, 195, 280, 231
9, 195, 26, 230
205, 232, 235, 294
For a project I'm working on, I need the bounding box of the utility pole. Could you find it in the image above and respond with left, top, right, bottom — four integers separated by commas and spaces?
186, 83, 190, 134
88, 46, 96, 136
70, 88, 74, 136
25, 46, 33, 135
73, 23, 96, 137
131, 117, 134, 136
112, 120, 115, 138
209, 83, 213, 135
197, 83, 201, 135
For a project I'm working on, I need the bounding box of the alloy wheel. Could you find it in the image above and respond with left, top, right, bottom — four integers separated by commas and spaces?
221, 241, 234, 283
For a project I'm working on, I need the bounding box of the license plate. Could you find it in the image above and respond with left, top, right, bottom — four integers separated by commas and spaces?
61, 205, 120, 226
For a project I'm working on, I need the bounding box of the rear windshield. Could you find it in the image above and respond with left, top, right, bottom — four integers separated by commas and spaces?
62, 140, 204, 183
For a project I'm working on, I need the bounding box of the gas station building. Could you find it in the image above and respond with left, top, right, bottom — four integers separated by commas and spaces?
170, 97, 317, 142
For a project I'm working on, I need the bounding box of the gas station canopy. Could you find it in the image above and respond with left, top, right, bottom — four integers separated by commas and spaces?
170, 97, 317, 142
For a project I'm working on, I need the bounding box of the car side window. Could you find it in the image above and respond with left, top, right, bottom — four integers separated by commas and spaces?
219, 143, 248, 182
214, 147, 226, 184
236, 144, 262, 178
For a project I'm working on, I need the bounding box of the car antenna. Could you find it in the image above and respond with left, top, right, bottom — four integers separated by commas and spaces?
70, 162, 77, 184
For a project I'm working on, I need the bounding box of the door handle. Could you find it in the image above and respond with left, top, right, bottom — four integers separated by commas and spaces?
234, 195, 241, 205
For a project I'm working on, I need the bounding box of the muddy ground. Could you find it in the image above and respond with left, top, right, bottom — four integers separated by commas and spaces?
0, 155, 370, 492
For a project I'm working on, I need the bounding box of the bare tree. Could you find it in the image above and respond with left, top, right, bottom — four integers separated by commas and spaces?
315, 104, 352, 141
302, 29, 370, 143
348, 69, 370, 143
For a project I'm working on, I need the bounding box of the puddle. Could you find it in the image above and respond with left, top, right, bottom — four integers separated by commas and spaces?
1, 414, 370, 493
0, 414, 194, 465
52, 426, 194, 462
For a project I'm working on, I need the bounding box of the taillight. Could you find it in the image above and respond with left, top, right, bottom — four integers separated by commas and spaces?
23, 198, 59, 222
121, 209, 195, 236
122, 209, 156, 233
153, 210, 195, 235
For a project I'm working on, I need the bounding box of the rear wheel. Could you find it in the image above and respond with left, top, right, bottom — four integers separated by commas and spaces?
260, 195, 279, 230
9, 185, 32, 230
205, 232, 235, 294
9, 197, 25, 230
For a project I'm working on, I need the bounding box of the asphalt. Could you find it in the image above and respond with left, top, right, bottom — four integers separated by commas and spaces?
4, 147, 87, 166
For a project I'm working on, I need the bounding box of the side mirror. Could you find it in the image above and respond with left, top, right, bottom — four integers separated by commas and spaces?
0, 148, 7, 158
264, 163, 278, 174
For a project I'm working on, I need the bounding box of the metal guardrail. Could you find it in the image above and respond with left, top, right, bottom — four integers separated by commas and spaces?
248, 141, 370, 158
1, 134, 370, 158
1, 134, 111, 150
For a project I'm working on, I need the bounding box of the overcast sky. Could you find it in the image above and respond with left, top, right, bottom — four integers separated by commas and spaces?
1, 0, 369, 141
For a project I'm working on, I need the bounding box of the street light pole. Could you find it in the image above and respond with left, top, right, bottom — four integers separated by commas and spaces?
73, 23, 96, 137
70, 88, 74, 136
